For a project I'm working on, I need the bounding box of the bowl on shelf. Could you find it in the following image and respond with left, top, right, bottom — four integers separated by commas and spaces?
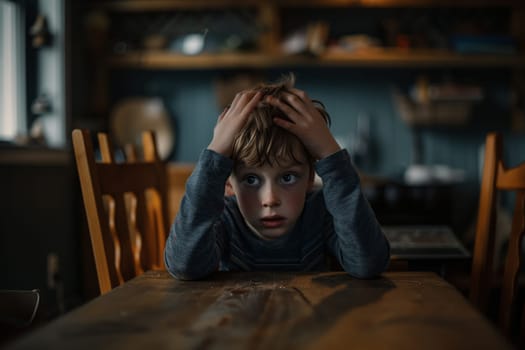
110, 97, 175, 160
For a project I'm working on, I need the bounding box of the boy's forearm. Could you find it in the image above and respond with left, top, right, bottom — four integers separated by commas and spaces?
316, 149, 390, 277
164, 150, 232, 280
328, 200, 390, 278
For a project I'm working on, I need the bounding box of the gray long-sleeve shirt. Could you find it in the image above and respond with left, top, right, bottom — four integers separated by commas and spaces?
165, 148, 390, 280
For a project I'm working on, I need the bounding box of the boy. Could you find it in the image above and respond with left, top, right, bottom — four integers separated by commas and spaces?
165, 75, 390, 280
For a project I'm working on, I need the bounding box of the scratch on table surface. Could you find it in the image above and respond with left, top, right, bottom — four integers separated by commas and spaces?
185, 282, 317, 350
187, 282, 314, 332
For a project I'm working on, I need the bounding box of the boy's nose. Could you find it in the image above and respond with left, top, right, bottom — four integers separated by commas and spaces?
262, 185, 281, 207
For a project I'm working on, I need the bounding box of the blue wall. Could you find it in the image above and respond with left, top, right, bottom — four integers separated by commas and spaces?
110, 67, 525, 184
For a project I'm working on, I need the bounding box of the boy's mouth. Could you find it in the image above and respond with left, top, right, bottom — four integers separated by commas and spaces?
260, 215, 286, 228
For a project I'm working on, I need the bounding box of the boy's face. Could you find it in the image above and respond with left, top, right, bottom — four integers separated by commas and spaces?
229, 155, 313, 240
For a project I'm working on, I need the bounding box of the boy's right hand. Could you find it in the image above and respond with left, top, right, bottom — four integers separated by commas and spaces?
207, 91, 262, 158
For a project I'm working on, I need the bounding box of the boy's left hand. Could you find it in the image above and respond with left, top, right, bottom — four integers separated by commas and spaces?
266, 89, 341, 160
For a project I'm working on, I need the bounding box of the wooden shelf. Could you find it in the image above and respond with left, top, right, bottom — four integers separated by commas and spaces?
108, 49, 525, 69
90, 0, 525, 12
91, 0, 525, 70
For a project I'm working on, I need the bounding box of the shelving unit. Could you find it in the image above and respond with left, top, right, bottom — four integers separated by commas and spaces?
76, 0, 525, 134
86, 0, 525, 70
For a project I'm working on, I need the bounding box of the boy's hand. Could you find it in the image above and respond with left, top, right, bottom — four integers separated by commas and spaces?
267, 89, 341, 160
207, 91, 262, 157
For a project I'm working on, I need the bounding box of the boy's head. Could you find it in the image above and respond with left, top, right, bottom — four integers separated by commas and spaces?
231, 74, 330, 169
226, 74, 331, 240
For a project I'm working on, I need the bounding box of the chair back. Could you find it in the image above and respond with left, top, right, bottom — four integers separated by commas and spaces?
470, 132, 525, 344
73, 129, 169, 294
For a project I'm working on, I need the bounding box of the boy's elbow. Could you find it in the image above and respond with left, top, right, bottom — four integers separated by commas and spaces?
343, 251, 390, 279
167, 268, 207, 281
164, 251, 217, 281
165, 260, 212, 281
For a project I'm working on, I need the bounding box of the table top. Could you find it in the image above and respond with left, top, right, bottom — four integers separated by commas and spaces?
8, 271, 511, 350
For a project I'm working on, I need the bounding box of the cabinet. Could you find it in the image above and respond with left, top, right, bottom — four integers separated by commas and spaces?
84, 0, 525, 70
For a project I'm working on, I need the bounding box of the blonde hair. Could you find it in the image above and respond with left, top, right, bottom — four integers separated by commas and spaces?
231, 74, 330, 168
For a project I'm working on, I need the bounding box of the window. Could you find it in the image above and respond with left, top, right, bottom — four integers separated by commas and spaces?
0, 0, 26, 142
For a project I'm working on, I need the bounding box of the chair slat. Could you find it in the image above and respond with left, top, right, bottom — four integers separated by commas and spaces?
142, 131, 158, 162
499, 190, 525, 336
146, 188, 167, 269
98, 133, 115, 164
124, 192, 144, 276
101, 195, 124, 286
470, 133, 499, 311
497, 162, 525, 189
125, 144, 138, 163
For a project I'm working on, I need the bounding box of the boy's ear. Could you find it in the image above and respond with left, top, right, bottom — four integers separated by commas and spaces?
225, 178, 235, 197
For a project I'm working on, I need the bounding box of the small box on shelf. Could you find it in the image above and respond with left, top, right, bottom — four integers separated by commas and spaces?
393, 92, 473, 127
393, 77, 483, 127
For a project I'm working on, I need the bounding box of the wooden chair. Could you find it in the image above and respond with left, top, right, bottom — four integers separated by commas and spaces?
470, 132, 525, 344
72, 129, 170, 294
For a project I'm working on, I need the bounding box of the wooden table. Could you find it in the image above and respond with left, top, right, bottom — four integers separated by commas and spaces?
7, 271, 512, 350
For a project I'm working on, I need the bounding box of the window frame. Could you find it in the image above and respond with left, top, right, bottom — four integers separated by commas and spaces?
0, 0, 27, 142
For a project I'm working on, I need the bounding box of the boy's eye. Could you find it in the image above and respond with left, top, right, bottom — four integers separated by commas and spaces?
280, 173, 298, 185
243, 174, 260, 186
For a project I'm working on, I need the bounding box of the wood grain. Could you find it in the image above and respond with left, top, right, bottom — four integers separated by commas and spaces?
7, 271, 512, 350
